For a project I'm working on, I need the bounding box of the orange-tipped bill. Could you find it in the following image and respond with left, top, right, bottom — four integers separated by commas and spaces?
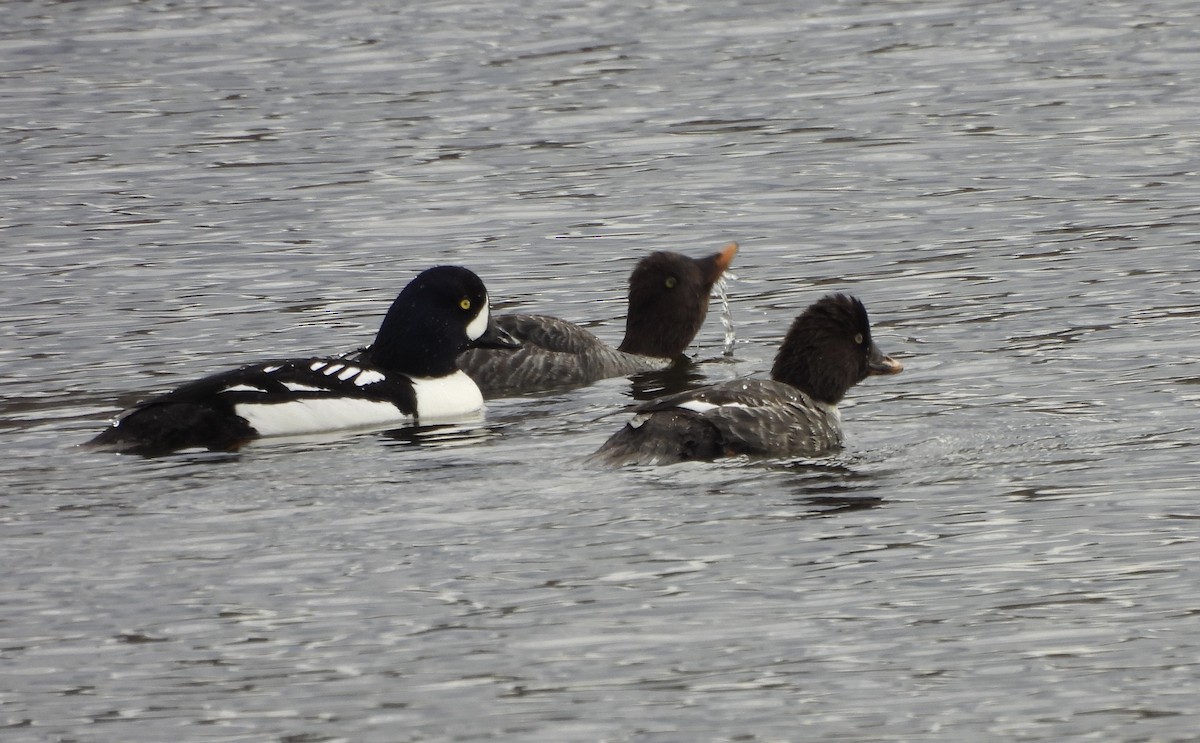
699, 241, 738, 285
867, 345, 904, 376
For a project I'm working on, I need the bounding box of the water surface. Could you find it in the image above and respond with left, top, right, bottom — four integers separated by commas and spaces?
3, 0, 1199, 741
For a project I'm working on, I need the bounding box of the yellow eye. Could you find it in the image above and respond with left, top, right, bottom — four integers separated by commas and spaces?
459, 298, 472, 311
854, 333, 864, 345
664, 276, 678, 289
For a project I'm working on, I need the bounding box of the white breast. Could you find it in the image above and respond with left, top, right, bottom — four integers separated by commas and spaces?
410, 371, 485, 421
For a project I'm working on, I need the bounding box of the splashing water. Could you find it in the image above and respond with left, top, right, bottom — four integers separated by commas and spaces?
713, 274, 736, 356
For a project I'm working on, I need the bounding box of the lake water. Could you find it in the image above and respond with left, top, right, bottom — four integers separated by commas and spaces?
3, 0, 1199, 740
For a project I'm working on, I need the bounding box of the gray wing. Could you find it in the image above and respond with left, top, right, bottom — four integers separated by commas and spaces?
492, 314, 605, 355
459, 314, 666, 398
591, 379, 842, 465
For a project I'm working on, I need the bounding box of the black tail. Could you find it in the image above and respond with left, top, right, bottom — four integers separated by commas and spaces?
587, 409, 727, 466
85, 403, 254, 456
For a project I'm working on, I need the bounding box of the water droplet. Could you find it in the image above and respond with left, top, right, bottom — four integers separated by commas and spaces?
713, 274, 736, 357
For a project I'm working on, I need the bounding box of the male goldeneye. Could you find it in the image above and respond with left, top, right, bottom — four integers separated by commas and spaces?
458, 242, 738, 397
588, 293, 903, 465
86, 265, 518, 455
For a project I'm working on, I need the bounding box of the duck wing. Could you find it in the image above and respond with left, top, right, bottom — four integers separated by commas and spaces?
459, 314, 666, 397
591, 378, 842, 465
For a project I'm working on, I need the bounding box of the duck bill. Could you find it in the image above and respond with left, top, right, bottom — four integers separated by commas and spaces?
867, 345, 904, 376
697, 241, 739, 285
473, 316, 520, 350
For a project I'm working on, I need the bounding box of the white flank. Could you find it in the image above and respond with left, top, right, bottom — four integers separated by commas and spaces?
235, 398, 409, 437
465, 300, 490, 341
353, 369, 385, 387
410, 371, 484, 420
223, 384, 265, 394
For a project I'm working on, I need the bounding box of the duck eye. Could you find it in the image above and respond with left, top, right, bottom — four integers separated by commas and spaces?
664, 276, 678, 289
459, 298, 472, 311
854, 333, 864, 345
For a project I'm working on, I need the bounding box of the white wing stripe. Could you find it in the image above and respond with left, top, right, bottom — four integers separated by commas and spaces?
223, 384, 264, 394
676, 400, 751, 414
354, 370, 386, 387
282, 382, 327, 393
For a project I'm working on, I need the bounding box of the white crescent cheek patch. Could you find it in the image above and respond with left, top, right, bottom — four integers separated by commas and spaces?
465, 299, 490, 341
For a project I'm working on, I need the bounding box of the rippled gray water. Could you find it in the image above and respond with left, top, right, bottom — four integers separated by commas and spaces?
4, 0, 1199, 740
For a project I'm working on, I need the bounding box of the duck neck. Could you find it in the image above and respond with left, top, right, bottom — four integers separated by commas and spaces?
365, 308, 461, 378
618, 308, 701, 358
770, 339, 859, 406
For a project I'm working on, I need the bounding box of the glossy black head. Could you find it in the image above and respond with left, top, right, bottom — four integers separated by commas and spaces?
618, 242, 738, 358
770, 293, 903, 404
365, 265, 518, 376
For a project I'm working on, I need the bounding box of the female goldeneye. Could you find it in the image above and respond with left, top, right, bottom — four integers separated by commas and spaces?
589, 293, 903, 465
458, 242, 738, 397
86, 266, 518, 455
